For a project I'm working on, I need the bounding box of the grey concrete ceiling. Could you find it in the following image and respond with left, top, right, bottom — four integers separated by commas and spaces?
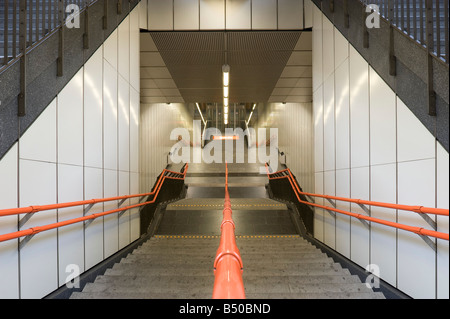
140, 31, 312, 105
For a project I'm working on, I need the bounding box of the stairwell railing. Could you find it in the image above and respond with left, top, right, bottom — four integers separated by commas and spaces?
0, 165, 188, 245
265, 164, 449, 249
359, 0, 448, 63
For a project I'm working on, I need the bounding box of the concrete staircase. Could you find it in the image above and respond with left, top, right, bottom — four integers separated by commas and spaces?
238, 236, 384, 299
69, 235, 385, 299
70, 237, 218, 299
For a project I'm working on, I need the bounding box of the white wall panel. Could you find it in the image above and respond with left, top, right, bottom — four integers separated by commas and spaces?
323, 170, 336, 248
148, 0, 174, 30
57, 164, 84, 287
0, 144, 19, 299
130, 88, 140, 173
19, 99, 56, 163
130, 6, 141, 92
226, 0, 251, 29
350, 166, 370, 268
397, 97, 435, 162
118, 17, 130, 81
200, 0, 225, 29
322, 16, 334, 82
103, 61, 118, 171
349, 46, 369, 168
0, 7, 142, 299
103, 29, 118, 70
323, 74, 335, 171
370, 163, 397, 287
84, 167, 104, 270
139, 0, 148, 30
118, 76, 130, 172
58, 68, 84, 166
369, 67, 396, 166
312, 5, 322, 91
313, 85, 323, 172
335, 168, 350, 258
103, 169, 118, 258
118, 171, 130, 249
309, 8, 447, 299
335, 60, 350, 170
130, 172, 141, 242
304, 0, 313, 28
397, 159, 436, 298
334, 27, 348, 69
251, 0, 277, 30
278, 0, 303, 30
19, 159, 57, 299
174, 0, 200, 30
314, 171, 324, 242
84, 47, 103, 169
436, 144, 449, 299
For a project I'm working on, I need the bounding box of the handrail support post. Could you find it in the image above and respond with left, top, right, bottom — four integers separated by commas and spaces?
19, 234, 36, 250
418, 213, 437, 230
19, 213, 34, 229
83, 203, 95, 215
418, 234, 436, 251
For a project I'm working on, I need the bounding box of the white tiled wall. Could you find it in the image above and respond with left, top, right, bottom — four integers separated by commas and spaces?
139, 103, 193, 193
0, 144, 19, 299
144, 0, 312, 30
312, 5, 449, 299
0, 7, 141, 299
254, 102, 314, 195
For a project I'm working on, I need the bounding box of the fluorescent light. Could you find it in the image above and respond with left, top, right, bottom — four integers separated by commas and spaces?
223, 73, 229, 86
247, 111, 254, 125
224, 97, 229, 107
223, 86, 229, 98
196, 103, 206, 126
224, 106, 229, 114
252, 103, 256, 111
222, 64, 230, 86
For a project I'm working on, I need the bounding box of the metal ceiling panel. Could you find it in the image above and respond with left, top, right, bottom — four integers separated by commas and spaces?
140, 30, 312, 104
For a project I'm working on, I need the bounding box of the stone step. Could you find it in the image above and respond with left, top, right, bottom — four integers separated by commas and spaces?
125, 252, 331, 263
70, 291, 212, 299
245, 292, 385, 299
71, 234, 385, 300
242, 277, 379, 294
104, 266, 212, 277
131, 245, 321, 256
70, 290, 385, 299
85, 277, 214, 293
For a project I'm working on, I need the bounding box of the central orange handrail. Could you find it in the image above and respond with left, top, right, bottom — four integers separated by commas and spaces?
266, 164, 449, 241
0, 165, 188, 243
212, 163, 246, 299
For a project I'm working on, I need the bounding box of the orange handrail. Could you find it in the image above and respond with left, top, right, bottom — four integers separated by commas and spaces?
0, 166, 187, 218
212, 163, 246, 299
0, 165, 188, 243
266, 164, 449, 241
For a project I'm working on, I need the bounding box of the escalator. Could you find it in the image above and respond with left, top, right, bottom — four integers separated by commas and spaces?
70, 157, 384, 299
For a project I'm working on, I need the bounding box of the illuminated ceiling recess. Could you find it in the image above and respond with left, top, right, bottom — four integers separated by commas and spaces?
223, 64, 230, 125
140, 32, 312, 105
